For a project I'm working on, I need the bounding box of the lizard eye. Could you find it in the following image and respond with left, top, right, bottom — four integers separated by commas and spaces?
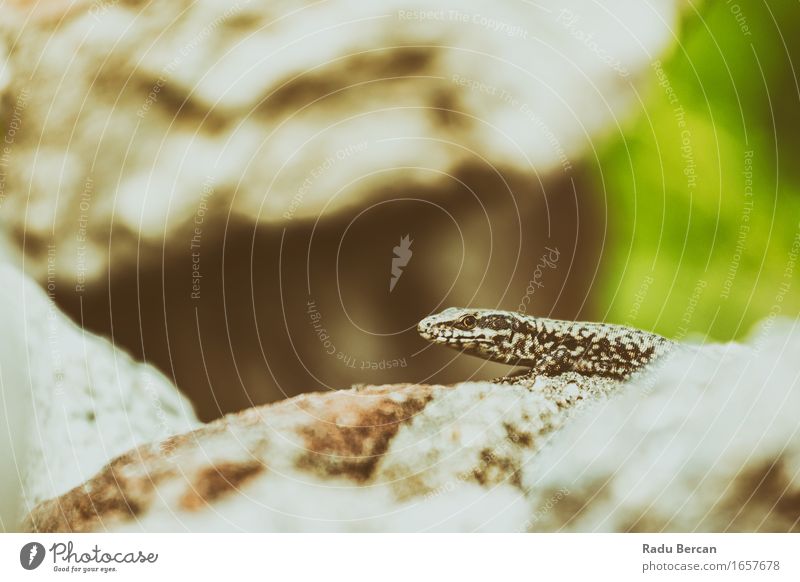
458, 315, 477, 330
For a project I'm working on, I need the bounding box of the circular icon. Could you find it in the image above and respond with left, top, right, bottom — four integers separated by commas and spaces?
20, 542, 46, 570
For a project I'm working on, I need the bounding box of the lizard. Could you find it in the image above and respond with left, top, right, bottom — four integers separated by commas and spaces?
417, 307, 675, 390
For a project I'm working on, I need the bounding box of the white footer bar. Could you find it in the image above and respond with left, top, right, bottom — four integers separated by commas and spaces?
1, 533, 797, 581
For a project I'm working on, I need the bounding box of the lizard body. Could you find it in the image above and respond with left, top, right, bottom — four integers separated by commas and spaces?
418, 307, 674, 383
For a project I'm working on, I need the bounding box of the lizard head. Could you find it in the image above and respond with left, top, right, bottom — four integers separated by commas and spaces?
417, 307, 528, 364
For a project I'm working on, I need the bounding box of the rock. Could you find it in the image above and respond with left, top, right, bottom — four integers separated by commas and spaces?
0, 263, 199, 530
0, 0, 684, 283
21, 317, 800, 532
526, 319, 800, 532
23, 382, 564, 532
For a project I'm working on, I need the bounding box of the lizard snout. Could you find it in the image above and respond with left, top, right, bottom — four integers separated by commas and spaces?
417, 315, 454, 343
417, 316, 435, 340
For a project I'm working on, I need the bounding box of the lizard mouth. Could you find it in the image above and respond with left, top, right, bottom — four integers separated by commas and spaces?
417, 317, 494, 345
428, 334, 493, 346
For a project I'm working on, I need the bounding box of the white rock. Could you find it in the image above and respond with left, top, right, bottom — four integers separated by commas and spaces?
0, 263, 199, 530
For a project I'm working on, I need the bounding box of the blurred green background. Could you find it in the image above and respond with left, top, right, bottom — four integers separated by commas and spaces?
596, 1, 800, 341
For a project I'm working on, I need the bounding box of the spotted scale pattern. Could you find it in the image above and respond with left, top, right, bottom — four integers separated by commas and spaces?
418, 307, 674, 381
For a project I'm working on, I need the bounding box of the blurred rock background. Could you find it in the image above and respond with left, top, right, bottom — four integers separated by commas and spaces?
2, 0, 798, 423
0, 0, 684, 419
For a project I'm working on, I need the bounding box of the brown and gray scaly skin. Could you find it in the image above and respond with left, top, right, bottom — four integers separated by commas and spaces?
418, 307, 674, 383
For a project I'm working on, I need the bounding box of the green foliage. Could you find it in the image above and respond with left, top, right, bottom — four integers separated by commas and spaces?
597, 1, 800, 340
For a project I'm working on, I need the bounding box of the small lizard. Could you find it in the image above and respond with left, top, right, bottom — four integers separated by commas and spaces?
418, 307, 674, 384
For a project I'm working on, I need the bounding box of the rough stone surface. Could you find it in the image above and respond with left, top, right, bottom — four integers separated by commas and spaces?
0, 263, 199, 530
22, 317, 800, 532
